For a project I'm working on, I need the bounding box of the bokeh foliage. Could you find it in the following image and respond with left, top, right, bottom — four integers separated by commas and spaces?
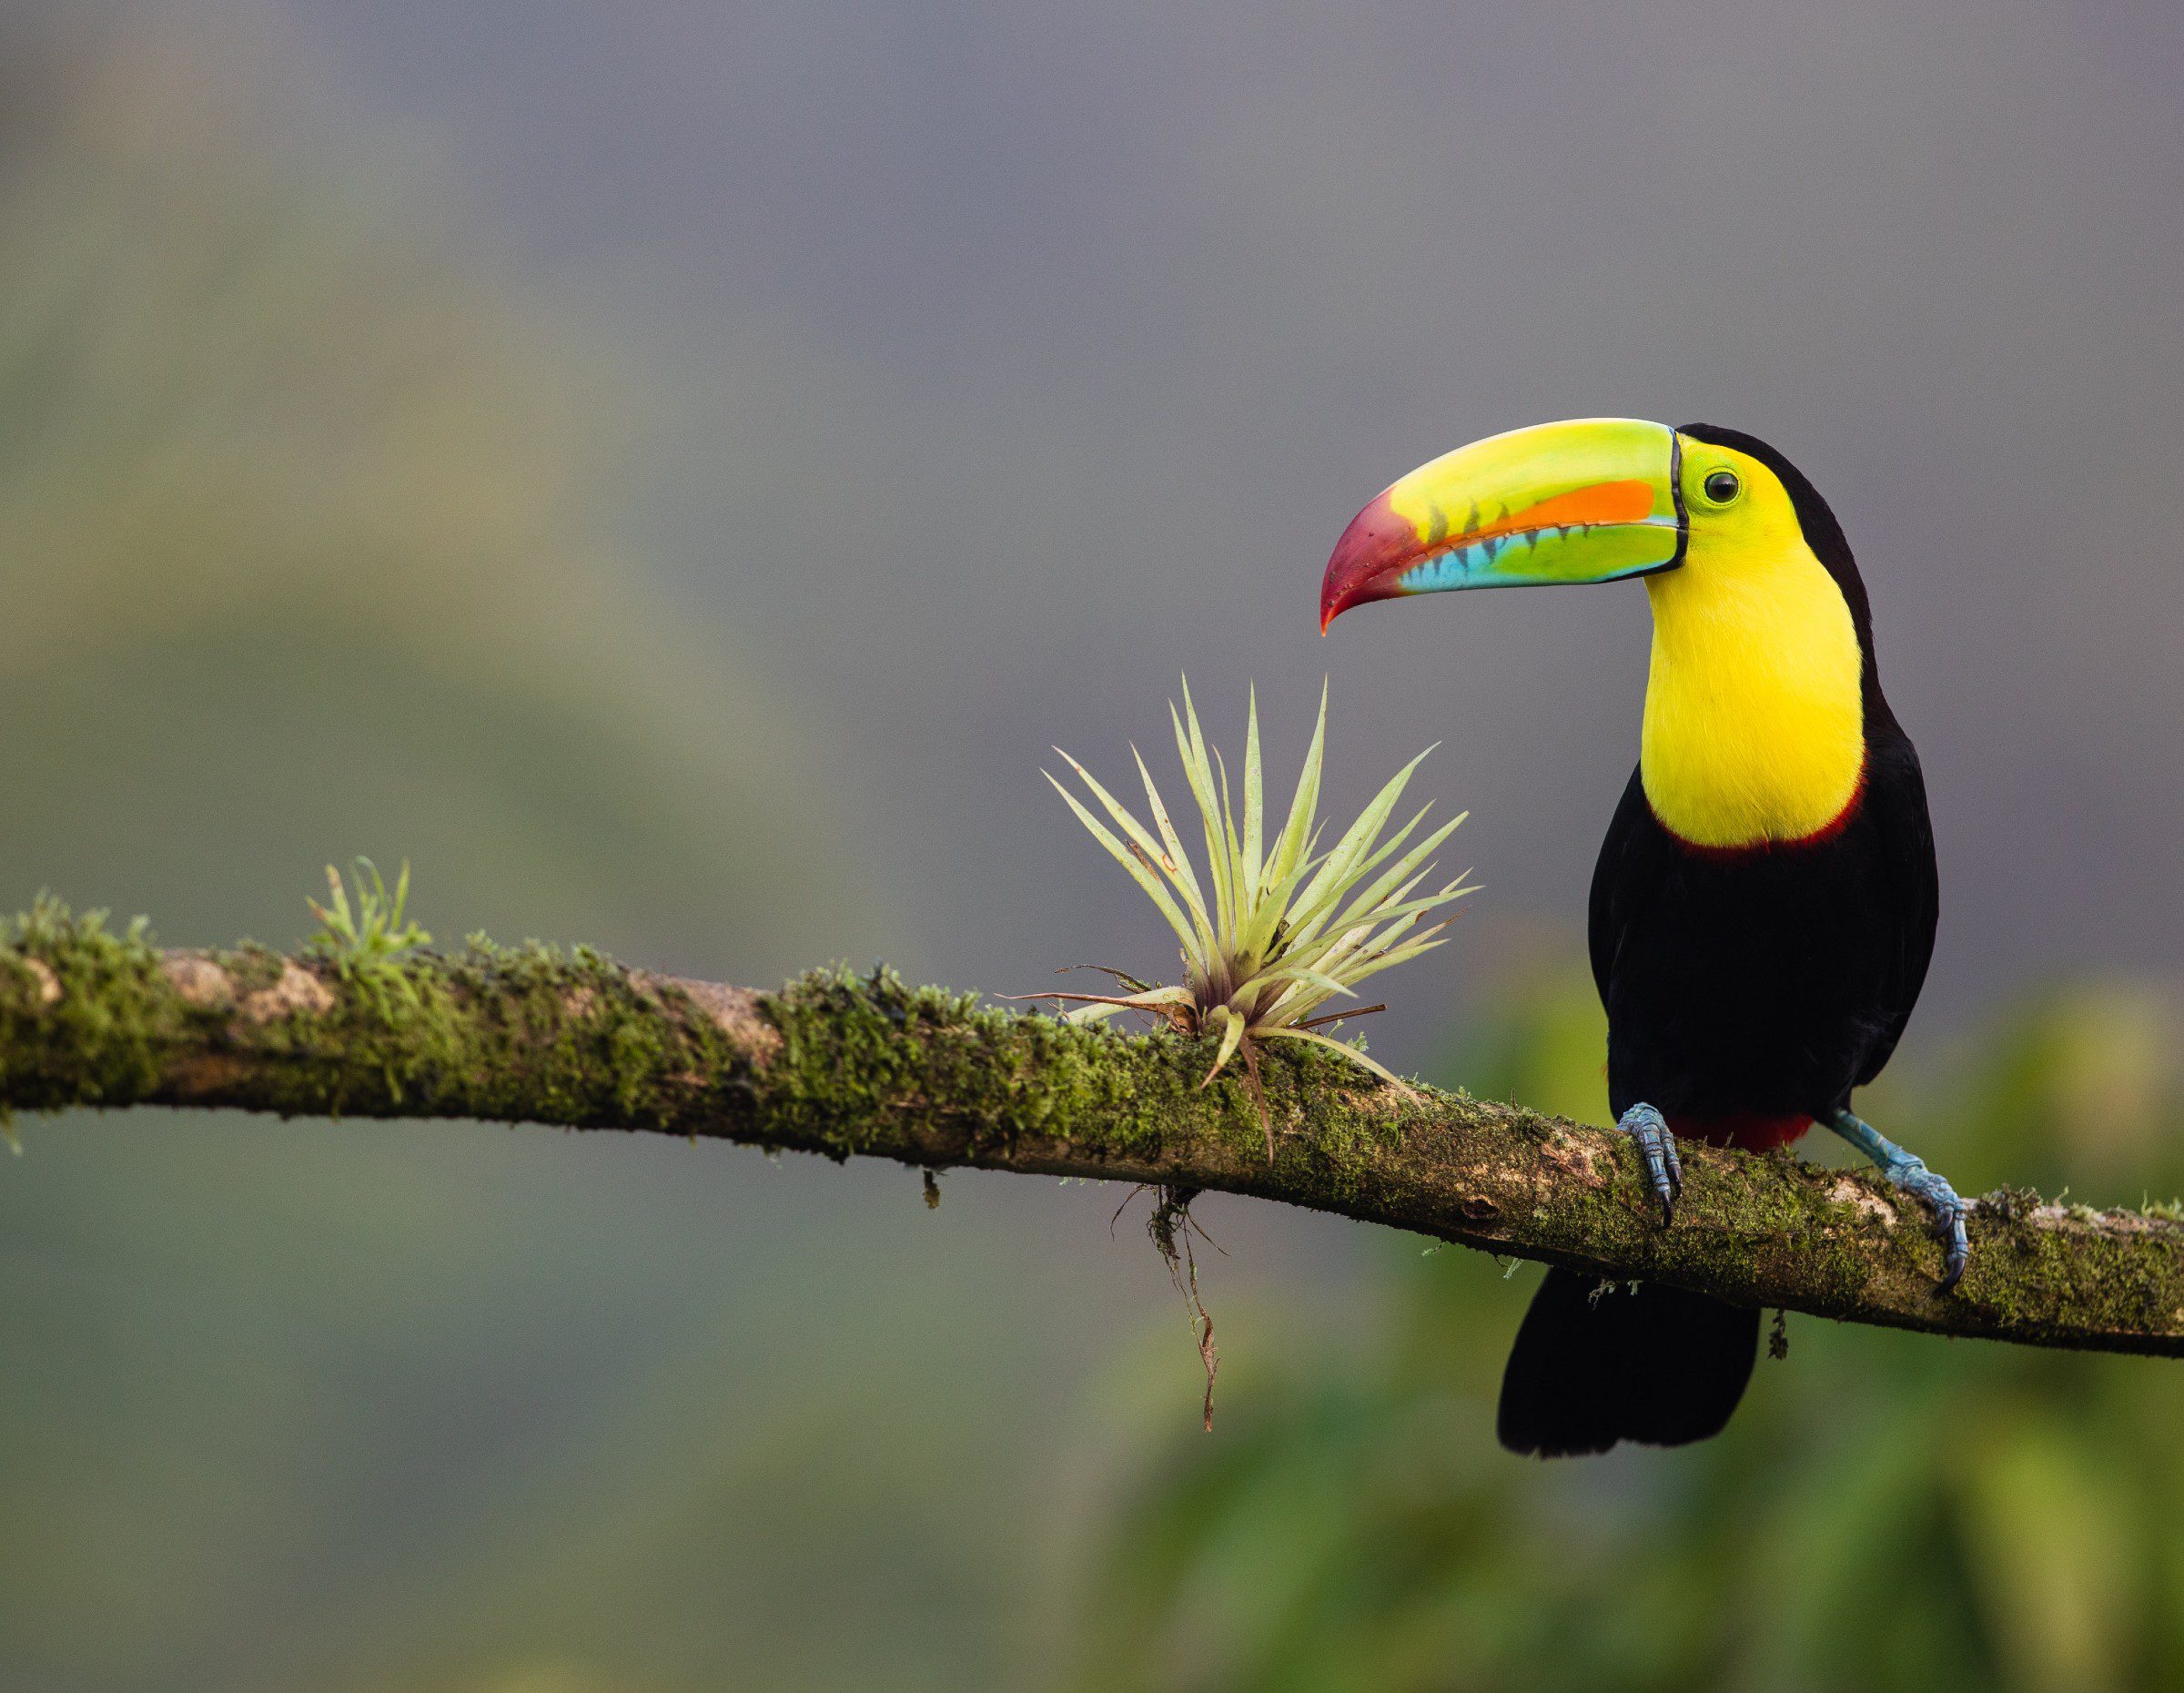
1074, 967, 2184, 1693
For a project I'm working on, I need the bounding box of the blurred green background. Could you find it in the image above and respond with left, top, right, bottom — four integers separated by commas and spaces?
5, 5, 2184, 1689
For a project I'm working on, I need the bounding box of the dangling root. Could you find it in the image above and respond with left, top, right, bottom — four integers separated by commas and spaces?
1148, 1185, 1224, 1431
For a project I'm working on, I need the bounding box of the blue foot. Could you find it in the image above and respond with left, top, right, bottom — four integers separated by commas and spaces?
1618, 1102, 1683, 1226
1826, 1109, 1970, 1291
1885, 1155, 1972, 1291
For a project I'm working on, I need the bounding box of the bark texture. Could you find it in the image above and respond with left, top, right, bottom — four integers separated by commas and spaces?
2, 907, 2179, 1356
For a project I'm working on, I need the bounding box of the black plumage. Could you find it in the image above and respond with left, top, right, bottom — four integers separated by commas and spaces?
1497, 426, 1939, 1458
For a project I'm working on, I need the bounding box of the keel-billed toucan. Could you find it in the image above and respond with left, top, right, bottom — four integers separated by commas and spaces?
1320, 419, 1967, 1457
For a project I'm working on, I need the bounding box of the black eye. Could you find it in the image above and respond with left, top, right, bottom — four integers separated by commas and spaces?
1703, 469, 1741, 504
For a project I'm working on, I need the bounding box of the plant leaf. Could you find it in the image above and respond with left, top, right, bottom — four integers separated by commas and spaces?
1260, 1024, 1421, 1095
1232, 844, 1319, 965
1211, 743, 1245, 922
1254, 962, 1355, 1004
1131, 747, 1212, 951
1046, 773, 1198, 950
1172, 685, 1234, 946
1200, 1005, 1249, 1089
1267, 678, 1327, 890
1241, 684, 1264, 907
1320, 812, 1467, 939
1058, 745, 1217, 967
1288, 744, 1440, 935
1332, 929, 1453, 991
1055, 749, 1179, 885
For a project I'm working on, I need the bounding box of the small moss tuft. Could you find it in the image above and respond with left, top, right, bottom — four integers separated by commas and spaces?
0, 897, 170, 1110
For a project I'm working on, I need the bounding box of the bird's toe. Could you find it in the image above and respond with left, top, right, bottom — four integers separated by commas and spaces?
1888, 1158, 1971, 1292
1616, 1102, 1682, 1228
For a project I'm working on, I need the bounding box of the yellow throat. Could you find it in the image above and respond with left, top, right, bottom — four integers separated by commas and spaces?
1639, 456, 1866, 849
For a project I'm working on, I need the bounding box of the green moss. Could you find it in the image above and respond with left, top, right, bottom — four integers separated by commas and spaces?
1985, 1184, 2048, 1223
0, 897, 172, 1109
753, 966, 1407, 1177
394, 938, 738, 1130
0, 908, 757, 1135
758, 966, 1191, 1161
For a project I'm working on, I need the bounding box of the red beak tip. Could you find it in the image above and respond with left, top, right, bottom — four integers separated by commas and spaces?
1319, 491, 1415, 635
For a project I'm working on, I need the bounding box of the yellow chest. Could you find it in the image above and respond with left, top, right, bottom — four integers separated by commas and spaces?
1639, 548, 1866, 848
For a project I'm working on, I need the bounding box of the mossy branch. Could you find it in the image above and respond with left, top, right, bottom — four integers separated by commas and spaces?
2, 907, 2179, 1357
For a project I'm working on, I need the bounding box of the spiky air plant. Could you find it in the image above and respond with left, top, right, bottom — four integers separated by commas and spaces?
1038, 681, 1473, 1152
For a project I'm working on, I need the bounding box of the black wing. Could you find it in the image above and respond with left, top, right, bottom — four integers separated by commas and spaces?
1854, 728, 1939, 1086
1588, 765, 1659, 1011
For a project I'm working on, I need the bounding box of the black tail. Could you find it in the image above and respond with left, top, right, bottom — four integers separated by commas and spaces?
1496, 1269, 1758, 1457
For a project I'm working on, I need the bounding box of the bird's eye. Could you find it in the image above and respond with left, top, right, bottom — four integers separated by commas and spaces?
1702, 469, 1741, 505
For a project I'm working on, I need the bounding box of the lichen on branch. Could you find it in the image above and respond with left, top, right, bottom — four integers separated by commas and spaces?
0, 899, 2179, 1358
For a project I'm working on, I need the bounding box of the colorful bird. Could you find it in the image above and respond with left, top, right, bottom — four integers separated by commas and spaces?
1320, 419, 1965, 1456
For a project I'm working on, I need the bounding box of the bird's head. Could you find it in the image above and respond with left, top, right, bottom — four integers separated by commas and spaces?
1323, 417, 1884, 851
1319, 418, 1845, 632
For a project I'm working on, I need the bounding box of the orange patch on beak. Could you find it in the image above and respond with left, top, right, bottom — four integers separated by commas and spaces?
1460, 479, 1657, 546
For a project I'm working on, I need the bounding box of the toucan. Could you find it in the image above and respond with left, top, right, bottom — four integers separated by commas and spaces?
1319, 419, 1966, 1456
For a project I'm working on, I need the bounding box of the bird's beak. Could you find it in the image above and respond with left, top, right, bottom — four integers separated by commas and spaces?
1320, 417, 1687, 632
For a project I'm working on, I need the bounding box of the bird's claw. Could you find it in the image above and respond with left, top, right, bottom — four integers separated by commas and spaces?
1617, 1102, 1683, 1226
1884, 1153, 1971, 1291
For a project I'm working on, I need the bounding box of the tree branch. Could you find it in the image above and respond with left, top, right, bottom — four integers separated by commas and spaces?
1, 908, 2178, 1356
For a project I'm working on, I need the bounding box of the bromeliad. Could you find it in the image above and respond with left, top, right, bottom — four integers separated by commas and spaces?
1037, 681, 1472, 1152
